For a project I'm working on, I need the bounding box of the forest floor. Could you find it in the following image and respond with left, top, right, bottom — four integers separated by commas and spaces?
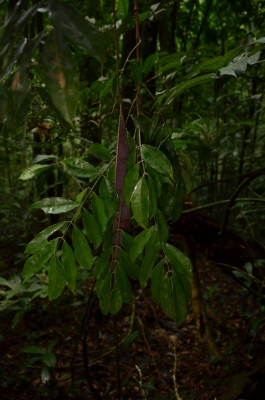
1, 213, 265, 400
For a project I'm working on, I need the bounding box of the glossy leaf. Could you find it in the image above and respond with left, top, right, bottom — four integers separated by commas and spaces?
22, 239, 58, 279
129, 228, 153, 262
156, 209, 168, 245
148, 175, 158, 218
92, 194, 108, 231
151, 260, 164, 304
48, 255, 66, 300
30, 197, 78, 214
115, 264, 132, 303
62, 242, 78, 292
164, 243, 193, 276
25, 222, 67, 254
139, 247, 157, 288
122, 164, 140, 208
64, 158, 97, 178
100, 178, 119, 218
42, 29, 79, 125
86, 144, 111, 160
72, 226, 93, 270
83, 210, 102, 249
49, 1, 106, 63
110, 282, 123, 315
161, 273, 175, 320
19, 164, 51, 180
131, 177, 149, 229
172, 272, 188, 326
94, 247, 112, 279
119, 249, 140, 280
141, 145, 174, 181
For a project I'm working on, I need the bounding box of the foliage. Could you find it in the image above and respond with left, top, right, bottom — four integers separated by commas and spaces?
0, 0, 265, 395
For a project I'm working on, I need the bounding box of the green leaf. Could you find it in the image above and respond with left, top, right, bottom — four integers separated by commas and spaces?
164, 243, 193, 276
172, 272, 188, 326
19, 164, 51, 180
121, 231, 133, 252
42, 29, 79, 125
156, 209, 168, 244
131, 177, 149, 229
86, 144, 111, 161
110, 282, 123, 315
62, 242, 78, 292
122, 164, 140, 208
143, 54, 158, 75
22, 239, 58, 279
29, 198, 78, 214
163, 73, 214, 105
49, 1, 106, 63
118, 0, 129, 16
115, 264, 132, 303
98, 273, 111, 315
129, 228, 153, 262
20, 346, 46, 354
83, 210, 102, 249
161, 273, 175, 320
42, 353, 56, 368
118, 249, 140, 280
139, 247, 157, 288
141, 145, 174, 181
130, 59, 142, 86
76, 188, 88, 204
72, 226, 93, 269
48, 255, 66, 300
159, 136, 180, 181
33, 154, 58, 164
175, 272, 191, 299
102, 229, 114, 249
92, 194, 108, 231
94, 247, 112, 279
100, 178, 119, 218
151, 260, 164, 304
25, 222, 67, 254
148, 175, 158, 218
64, 157, 97, 178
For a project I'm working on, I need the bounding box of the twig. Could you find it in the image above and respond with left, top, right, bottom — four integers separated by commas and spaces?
135, 365, 147, 400
181, 197, 265, 215
172, 338, 182, 400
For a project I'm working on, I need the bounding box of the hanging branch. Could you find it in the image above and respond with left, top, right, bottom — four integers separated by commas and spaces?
112, 0, 131, 264
134, 0, 141, 115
